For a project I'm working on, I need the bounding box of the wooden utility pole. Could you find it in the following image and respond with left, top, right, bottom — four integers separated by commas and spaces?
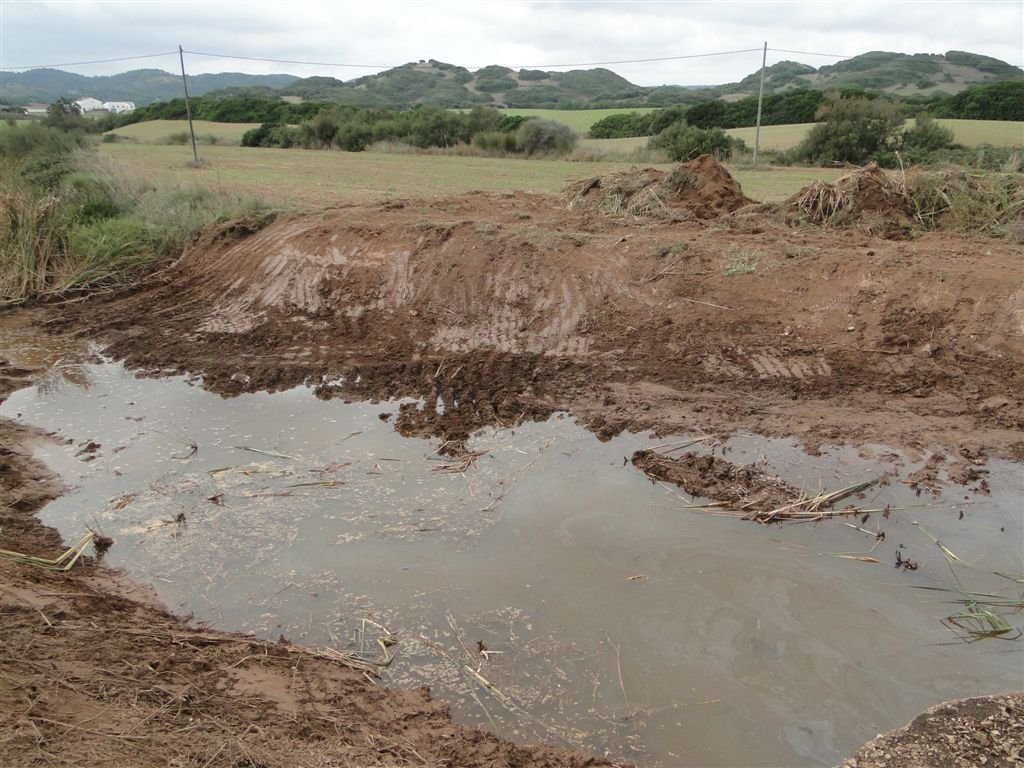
753, 41, 767, 165
179, 45, 199, 164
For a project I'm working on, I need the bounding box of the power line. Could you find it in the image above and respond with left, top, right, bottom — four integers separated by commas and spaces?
508, 48, 764, 69
183, 50, 390, 70
0, 45, 847, 76
768, 48, 849, 59
0, 51, 178, 72
187, 47, 766, 71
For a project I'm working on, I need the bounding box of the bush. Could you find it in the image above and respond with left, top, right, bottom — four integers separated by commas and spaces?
901, 114, 958, 153
588, 112, 655, 139
790, 92, 904, 165
471, 131, 519, 154
515, 119, 578, 156
649, 123, 745, 161
62, 173, 128, 225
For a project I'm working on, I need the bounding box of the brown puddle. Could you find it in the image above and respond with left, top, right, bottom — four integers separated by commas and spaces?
2, 358, 1021, 767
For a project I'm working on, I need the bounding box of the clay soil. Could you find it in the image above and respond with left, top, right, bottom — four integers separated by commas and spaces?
4, 159, 1023, 766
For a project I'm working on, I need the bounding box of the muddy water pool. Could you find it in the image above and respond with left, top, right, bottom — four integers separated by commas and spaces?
2, 335, 1022, 766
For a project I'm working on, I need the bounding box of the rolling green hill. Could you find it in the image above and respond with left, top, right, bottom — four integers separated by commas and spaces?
2, 50, 1020, 110
722, 50, 1023, 97
0, 68, 299, 106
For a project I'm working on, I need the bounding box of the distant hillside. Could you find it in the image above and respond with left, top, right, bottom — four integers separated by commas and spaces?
0, 68, 299, 106
721, 50, 1023, 97
1, 49, 1019, 109
277, 60, 657, 108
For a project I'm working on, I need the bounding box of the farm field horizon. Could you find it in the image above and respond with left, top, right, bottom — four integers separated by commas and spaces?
107, 115, 1024, 152
97, 141, 846, 206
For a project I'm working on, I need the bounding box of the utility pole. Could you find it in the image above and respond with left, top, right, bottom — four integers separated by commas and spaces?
753, 41, 767, 166
179, 45, 199, 164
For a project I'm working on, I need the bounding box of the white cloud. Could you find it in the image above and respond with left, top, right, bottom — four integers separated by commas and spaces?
1, 0, 1020, 85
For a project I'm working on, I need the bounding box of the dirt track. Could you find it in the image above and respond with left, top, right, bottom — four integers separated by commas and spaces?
5, 159, 1023, 766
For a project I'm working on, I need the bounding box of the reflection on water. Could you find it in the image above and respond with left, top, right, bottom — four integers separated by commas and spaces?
0, 309, 95, 391
2, 359, 1021, 767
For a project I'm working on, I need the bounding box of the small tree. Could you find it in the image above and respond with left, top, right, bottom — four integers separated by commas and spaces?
42, 97, 88, 132
649, 123, 744, 161
515, 119, 577, 156
792, 92, 904, 165
901, 113, 957, 153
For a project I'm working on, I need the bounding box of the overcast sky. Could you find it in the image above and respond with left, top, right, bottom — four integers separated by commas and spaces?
1, 1, 1021, 86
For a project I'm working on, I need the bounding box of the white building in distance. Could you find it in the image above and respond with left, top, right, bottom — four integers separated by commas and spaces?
75, 97, 104, 112
102, 101, 135, 114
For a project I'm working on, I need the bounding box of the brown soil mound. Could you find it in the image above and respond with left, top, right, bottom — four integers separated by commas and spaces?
840, 692, 1024, 768
789, 164, 914, 234
54, 190, 1024, 462
565, 154, 753, 219
632, 450, 800, 511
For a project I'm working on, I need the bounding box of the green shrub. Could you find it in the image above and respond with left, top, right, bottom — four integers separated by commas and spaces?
588, 111, 656, 139
649, 124, 745, 161
790, 92, 904, 165
471, 131, 519, 154
515, 119, 577, 156
62, 173, 128, 225
902, 114, 957, 153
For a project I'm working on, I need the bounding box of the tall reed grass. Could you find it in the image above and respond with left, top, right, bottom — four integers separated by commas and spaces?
0, 142, 273, 305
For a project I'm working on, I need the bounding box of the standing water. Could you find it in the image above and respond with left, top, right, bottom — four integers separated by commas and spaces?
2, 328, 1021, 766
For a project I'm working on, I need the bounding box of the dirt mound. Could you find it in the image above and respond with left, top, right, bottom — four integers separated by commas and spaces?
789, 164, 914, 233
632, 450, 800, 512
564, 154, 752, 219
55, 191, 1024, 461
841, 693, 1024, 768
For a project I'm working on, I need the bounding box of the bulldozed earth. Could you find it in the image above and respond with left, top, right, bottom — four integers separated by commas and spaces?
53, 159, 1024, 464
3, 157, 1023, 766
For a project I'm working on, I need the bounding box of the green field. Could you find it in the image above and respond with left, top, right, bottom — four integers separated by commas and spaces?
726, 119, 1023, 151
97, 142, 841, 207
725, 123, 817, 151
500, 108, 657, 134
107, 120, 261, 145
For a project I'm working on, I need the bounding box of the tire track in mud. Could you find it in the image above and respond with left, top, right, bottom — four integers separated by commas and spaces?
63, 194, 1024, 459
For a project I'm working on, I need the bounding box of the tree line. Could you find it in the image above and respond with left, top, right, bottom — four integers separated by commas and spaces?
241, 105, 577, 156
588, 81, 1024, 139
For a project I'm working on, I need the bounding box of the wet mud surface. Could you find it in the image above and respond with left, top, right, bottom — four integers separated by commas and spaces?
52, 178, 1023, 468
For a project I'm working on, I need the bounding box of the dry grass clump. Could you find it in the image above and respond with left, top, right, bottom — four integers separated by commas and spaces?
791, 163, 910, 226
788, 162, 1023, 237
564, 155, 751, 220
0, 188, 68, 302
905, 169, 1024, 234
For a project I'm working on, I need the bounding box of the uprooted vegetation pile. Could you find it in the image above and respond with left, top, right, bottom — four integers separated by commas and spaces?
787, 163, 1024, 237
564, 154, 753, 219
632, 450, 800, 511
790, 164, 914, 228
632, 450, 880, 523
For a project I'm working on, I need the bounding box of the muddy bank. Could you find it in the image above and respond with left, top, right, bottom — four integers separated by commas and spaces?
0, 362, 614, 768
54, 185, 1024, 468
840, 693, 1024, 768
